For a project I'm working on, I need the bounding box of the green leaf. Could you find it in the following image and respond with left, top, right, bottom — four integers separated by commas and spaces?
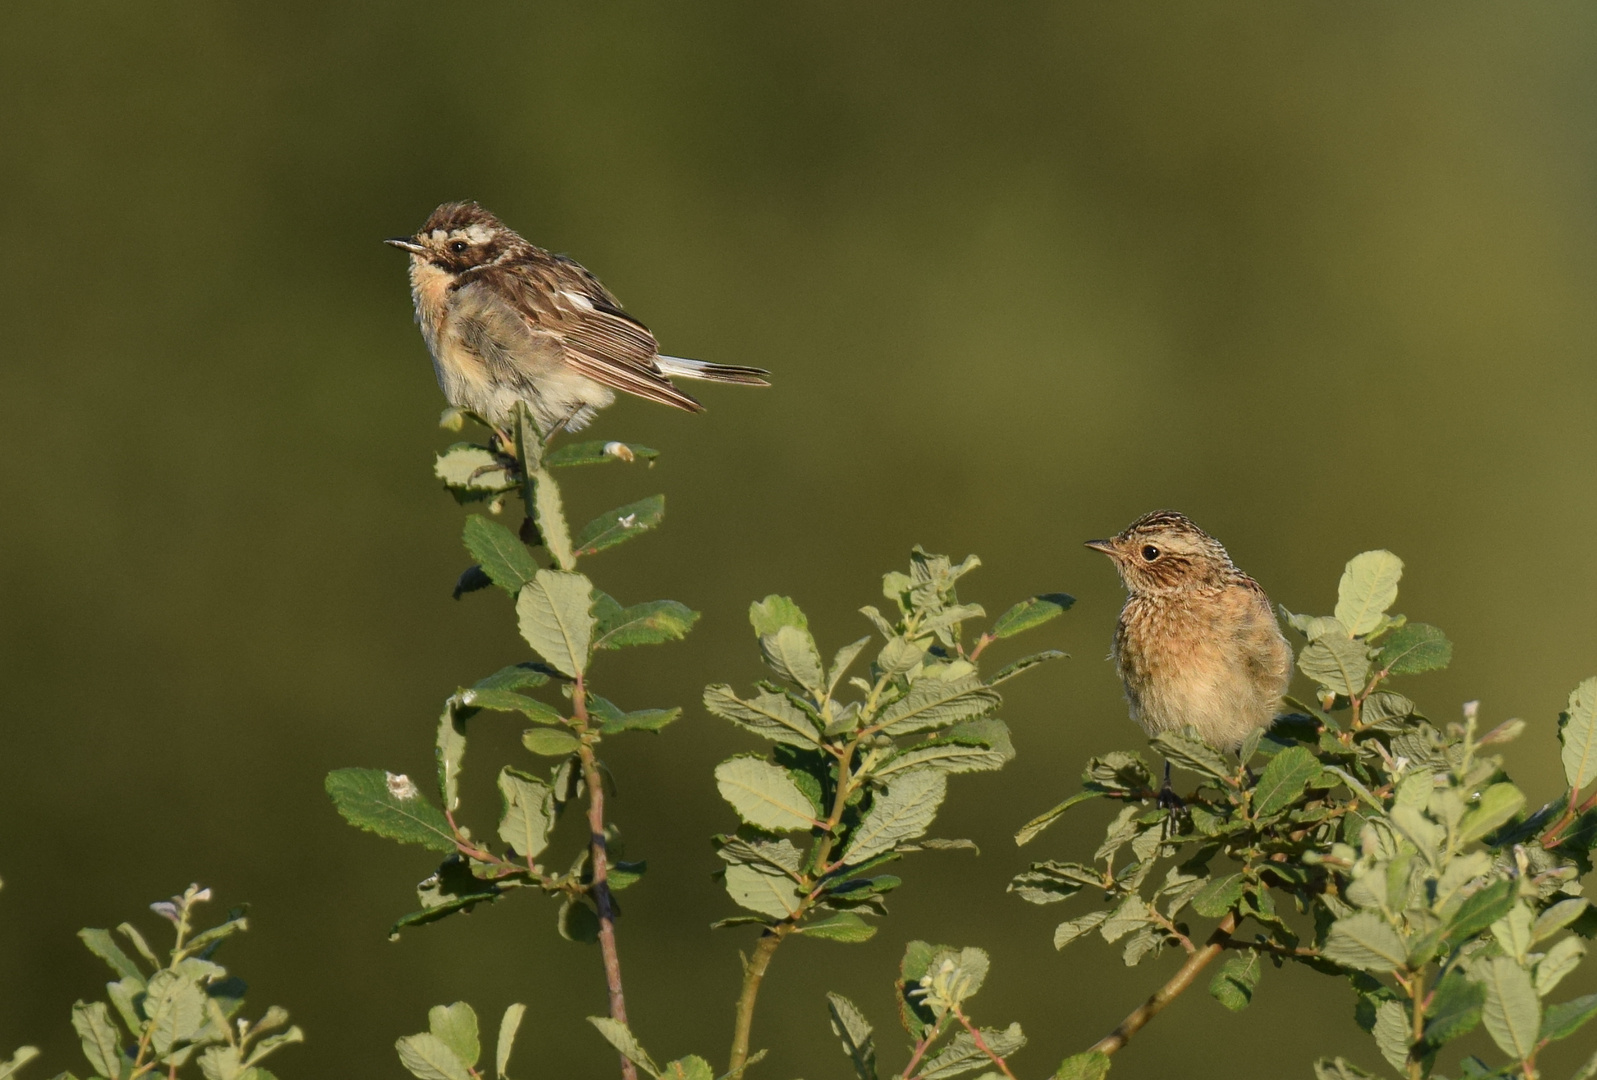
497, 768, 555, 858
326, 768, 455, 852
1444, 879, 1517, 949
1377, 624, 1452, 675
462, 515, 538, 594
461, 688, 565, 724
714, 757, 819, 831
875, 739, 1008, 779
599, 706, 680, 735
991, 594, 1075, 638
1541, 993, 1597, 1043
1150, 728, 1233, 781
471, 664, 551, 693
1537, 938, 1587, 997
1336, 550, 1403, 636
1535, 899, 1590, 942
1252, 745, 1319, 819
1423, 970, 1484, 1047
574, 495, 665, 557
878, 676, 1001, 736
396, 1033, 473, 1080
1015, 791, 1102, 847
1209, 951, 1262, 1011
72, 1001, 124, 1080
521, 729, 580, 757
1457, 783, 1526, 845
988, 650, 1068, 685
77, 929, 143, 982
703, 685, 820, 747
435, 443, 514, 494
1322, 912, 1408, 973
557, 897, 600, 943
544, 440, 658, 467
1298, 632, 1371, 697
528, 468, 575, 570
829, 637, 872, 695
592, 596, 699, 650
722, 862, 802, 919
800, 913, 878, 943
428, 1004, 480, 1069
1481, 955, 1541, 1059
761, 624, 826, 695
749, 594, 810, 635
1054, 910, 1111, 950
826, 992, 878, 1080
921, 1023, 1025, 1079
436, 703, 467, 813
1191, 873, 1244, 918
1371, 999, 1410, 1074
1054, 1050, 1111, 1080
1311, 1059, 1376, 1080
896, 941, 940, 1039
0, 1048, 39, 1080
495, 1004, 525, 1080
145, 969, 208, 1053
586, 1018, 659, 1079
515, 569, 594, 678
1560, 677, 1597, 796
659, 1057, 713, 1080
842, 769, 948, 865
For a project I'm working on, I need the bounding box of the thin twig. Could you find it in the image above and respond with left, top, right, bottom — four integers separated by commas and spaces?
1088, 911, 1239, 1056
898, 1020, 945, 1080
951, 1005, 1018, 1080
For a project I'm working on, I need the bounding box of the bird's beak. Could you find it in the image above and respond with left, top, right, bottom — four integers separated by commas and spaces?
384, 237, 425, 254
1084, 539, 1118, 555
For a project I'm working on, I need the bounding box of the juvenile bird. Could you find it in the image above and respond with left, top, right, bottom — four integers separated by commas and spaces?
385, 201, 770, 438
1087, 511, 1293, 761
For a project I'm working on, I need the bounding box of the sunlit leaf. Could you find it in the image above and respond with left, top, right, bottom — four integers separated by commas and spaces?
1335, 550, 1403, 636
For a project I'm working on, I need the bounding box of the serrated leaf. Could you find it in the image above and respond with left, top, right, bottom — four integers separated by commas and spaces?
1481, 955, 1541, 1059
521, 728, 580, 757
1054, 1051, 1110, 1080
1535, 898, 1589, 942
826, 993, 878, 1080
877, 676, 1000, 736
72, 1001, 124, 1080
1442, 879, 1518, 951
1209, 951, 1263, 1011
1322, 912, 1408, 972
749, 594, 809, 635
842, 770, 947, 865
761, 624, 826, 694
1100, 896, 1150, 943
722, 862, 802, 920
462, 516, 538, 593
495, 1004, 525, 1080
1371, 1000, 1410, 1074
877, 721, 1013, 778
586, 1017, 659, 1078
800, 913, 878, 943
435, 444, 514, 492
1191, 872, 1244, 918
1298, 632, 1371, 697
428, 1004, 479, 1069
497, 768, 555, 858
703, 685, 820, 747
1377, 623, 1452, 675
1536, 937, 1586, 997
574, 495, 665, 557
715, 757, 819, 831
829, 637, 872, 695
460, 688, 564, 724
1541, 993, 1597, 1043
1561, 677, 1597, 796
599, 707, 680, 735
515, 570, 594, 678
988, 650, 1067, 685
1150, 728, 1233, 781
991, 594, 1075, 638
396, 1033, 473, 1080
1423, 970, 1484, 1047
660, 1057, 713, 1080
77, 929, 143, 982
1252, 745, 1319, 818
592, 596, 699, 650
1336, 551, 1403, 636
1054, 910, 1111, 950
326, 769, 454, 851
525, 466, 574, 571
436, 703, 467, 813
544, 440, 658, 467
921, 1023, 1024, 1080
1311, 1059, 1377, 1080
557, 897, 600, 943
1015, 791, 1102, 847
1457, 783, 1525, 845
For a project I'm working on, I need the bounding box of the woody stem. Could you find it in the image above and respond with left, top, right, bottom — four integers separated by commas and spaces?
1088, 911, 1239, 1056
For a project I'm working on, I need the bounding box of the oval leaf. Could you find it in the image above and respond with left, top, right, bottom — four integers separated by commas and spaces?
1335, 550, 1403, 636
515, 570, 594, 678
990, 594, 1075, 638
842, 769, 948, 865
327, 768, 455, 852
714, 757, 818, 831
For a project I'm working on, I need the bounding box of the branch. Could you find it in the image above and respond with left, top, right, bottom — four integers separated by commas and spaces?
574, 677, 637, 1080
1088, 911, 1239, 1056
951, 1005, 1018, 1080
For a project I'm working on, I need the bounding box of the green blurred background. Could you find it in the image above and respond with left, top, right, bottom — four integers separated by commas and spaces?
3, 3, 1595, 1077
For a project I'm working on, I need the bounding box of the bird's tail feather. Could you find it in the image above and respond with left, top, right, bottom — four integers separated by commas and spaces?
656, 355, 771, 386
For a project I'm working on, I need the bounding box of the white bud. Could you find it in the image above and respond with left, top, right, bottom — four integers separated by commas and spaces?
386, 772, 419, 800
603, 441, 636, 463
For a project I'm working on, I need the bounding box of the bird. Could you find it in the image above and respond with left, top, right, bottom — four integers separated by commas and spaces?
1087, 510, 1293, 773
385, 201, 770, 440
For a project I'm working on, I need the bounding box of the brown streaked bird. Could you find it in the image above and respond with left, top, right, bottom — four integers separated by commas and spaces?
385, 201, 770, 437
1087, 510, 1293, 765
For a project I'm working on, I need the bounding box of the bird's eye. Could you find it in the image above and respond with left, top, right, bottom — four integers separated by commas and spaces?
1141, 545, 1160, 562
450, 240, 469, 254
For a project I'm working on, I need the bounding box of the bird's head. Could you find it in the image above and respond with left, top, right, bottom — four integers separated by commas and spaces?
1085, 510, 1236, 595
385, 201, 527, 273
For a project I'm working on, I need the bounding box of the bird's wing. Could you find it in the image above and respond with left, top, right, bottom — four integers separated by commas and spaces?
472, 257, 703, 412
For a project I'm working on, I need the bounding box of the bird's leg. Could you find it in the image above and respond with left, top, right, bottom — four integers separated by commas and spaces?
1157, 760, 1186, 814
543, 403, 585, 447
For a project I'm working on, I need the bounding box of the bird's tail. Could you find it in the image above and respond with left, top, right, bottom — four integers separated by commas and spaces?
656, 355, 771, 386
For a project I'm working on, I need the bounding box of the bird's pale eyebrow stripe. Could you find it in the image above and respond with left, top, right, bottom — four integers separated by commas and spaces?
464, 224, 494, 244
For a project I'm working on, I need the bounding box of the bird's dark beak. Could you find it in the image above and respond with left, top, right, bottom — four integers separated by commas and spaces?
1084, 539, 1118, 555
384, 237, 425, 254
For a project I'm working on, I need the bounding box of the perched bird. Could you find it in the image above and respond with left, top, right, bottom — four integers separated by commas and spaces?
385, 201, 769, 437
1087, 511, 1293, 761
